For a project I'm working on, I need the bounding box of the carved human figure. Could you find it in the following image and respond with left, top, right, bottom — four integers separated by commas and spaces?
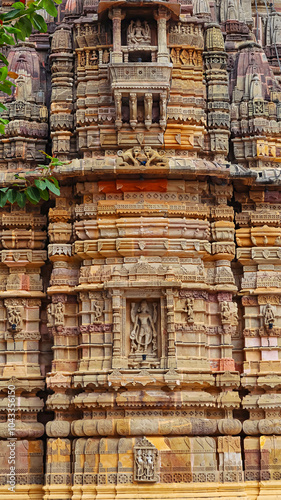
130, 301, 157, 354
15, 73, 32, 102
135, 449, 144, 480
7, 307, 22, 332
54, 302, 64, 326
232, 302, 238, 325
185, 297, 194, 323
102, 49, 110, 64
47, 304, 53, 327
80, 52, 86, 67
144, 449, 154, 479
89, 51, 98, 66
264, 303, 275, 328
127, 19, 151, 46
92, 300, 103, 323
220, 301, 231, 322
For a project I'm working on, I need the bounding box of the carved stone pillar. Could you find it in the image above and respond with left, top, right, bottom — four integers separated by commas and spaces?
109, 8, 125, 63
204, 24, 230, 160
165, 288, 177, 368
50, 24, 74, 160
154, 7, 171, 64
160, 92, 167, 130
111, 290, 127, 368
144, 93, 153, 130
129, 92, 137, 130
114, 90, 122, 130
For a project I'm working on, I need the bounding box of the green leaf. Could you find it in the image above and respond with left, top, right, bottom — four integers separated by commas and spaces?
0, 190, 8, 207
42, 0, 58, 17
0, 103, 7, 111
4, 25, 21, 33
16, 191, 26, 208
11, 2, 25, 9
48, 176, 59, 188
1, 33, 15, 45
7, 189, 17, 204
26, 186, 41, 203
3, 9, 23, 21
14, 17, 33, 39
45, 178, 60, 196
31, 13, 47, 32
39, 188, 49, 201
34, 178, 46, 190
0, 53, 8, 66
0, 187, 8, 192
0, 66, 8, 81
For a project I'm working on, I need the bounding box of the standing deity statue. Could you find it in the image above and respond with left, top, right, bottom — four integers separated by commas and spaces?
130, 301, 157, 354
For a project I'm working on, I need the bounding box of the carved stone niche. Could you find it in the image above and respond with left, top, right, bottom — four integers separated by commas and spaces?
128, 299, 160, 369
134, 437, 158, 483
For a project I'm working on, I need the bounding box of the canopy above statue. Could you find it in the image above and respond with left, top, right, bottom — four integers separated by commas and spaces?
98, 0, 180, 16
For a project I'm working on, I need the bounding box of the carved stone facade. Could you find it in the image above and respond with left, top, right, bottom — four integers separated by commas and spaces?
0, 0, 281, 499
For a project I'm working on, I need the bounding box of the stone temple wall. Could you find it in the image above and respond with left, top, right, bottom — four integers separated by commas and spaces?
0, 0, 281, 498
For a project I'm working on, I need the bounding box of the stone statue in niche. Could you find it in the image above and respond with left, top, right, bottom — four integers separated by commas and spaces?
92, 300, 103, 323
134, 437, 158, 482
220, 301, 231, 323
127, 20, 151, 47
130, 301, 157, 354
264, 303, 275, 329
15, 73, 33, 102
185, 297, 194, 323
47, 304, 53, 328
54, 302, 64, 326
7, 306, 22, 332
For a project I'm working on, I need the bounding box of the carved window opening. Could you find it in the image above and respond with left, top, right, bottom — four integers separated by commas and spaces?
120, 96, 160, 127
128, 50, 152, 63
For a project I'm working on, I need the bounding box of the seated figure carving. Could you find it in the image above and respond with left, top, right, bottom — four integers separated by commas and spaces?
127, 19, 151, 46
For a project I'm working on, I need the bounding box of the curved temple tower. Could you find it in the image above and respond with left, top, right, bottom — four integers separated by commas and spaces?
0, 0, 281, 498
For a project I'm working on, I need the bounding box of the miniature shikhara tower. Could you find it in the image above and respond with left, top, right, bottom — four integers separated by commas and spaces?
0, 0, 281, 498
